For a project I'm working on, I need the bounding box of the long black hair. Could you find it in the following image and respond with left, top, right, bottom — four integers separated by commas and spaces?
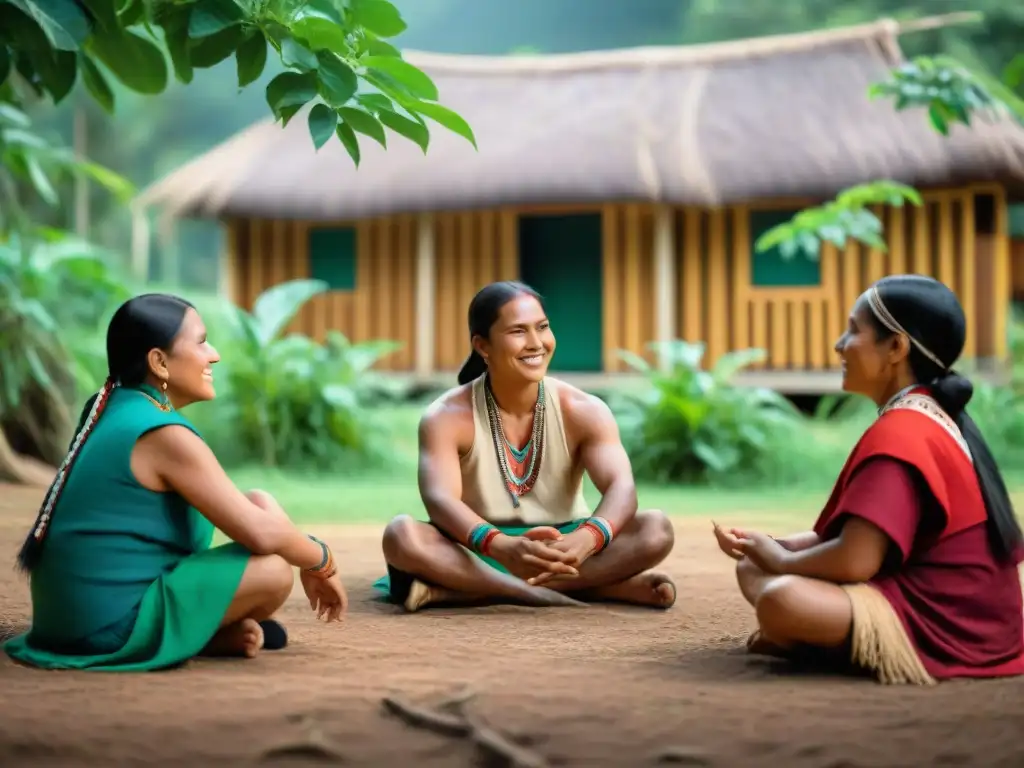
17, 294, 195, 572
456, 281, 544, 385
865, 274, 1023, 563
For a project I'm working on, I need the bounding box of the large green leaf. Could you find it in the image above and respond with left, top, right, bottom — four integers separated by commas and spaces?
188, 0, 246, 38
80, 55, 114, 113
406, 99, 476, 148
377, 107, 428, 152
87, 27, 169, 94
291, 1, 349, 54
350, 0, 407, 38
25, 155, 58, 206
235, 32, 267, 87
307, 103, 338, 149
362, 55, 437, 100
250, 279, 330, 347
280, 36, 318, 72
7, 0, 90, 51
190, 24, 246, 68
338, 106, 386, 148
155, 5, 193, 84
32, 47, 78, 102
316, 53, 358, 106
265, 71, 318, 120
335, 121, 360, 165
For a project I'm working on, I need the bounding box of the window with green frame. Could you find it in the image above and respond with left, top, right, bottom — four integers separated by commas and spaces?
308, 227, 356, 290
749, 209, 821, 287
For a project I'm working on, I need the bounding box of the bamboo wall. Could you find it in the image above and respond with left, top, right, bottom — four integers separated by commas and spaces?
1012, 237, 1024, 301
225, 183, 1011, 377
226, 216, 419, 371
658, 185, 1009, 372
601, 204, 659, 371
431, 210, 519, 370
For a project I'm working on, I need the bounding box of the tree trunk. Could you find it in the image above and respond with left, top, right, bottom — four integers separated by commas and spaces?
0, 379, 73, 487
0, 426, 54, 487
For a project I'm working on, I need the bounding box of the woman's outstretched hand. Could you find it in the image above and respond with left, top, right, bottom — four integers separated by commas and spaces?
300, 570, 348, 622
732, 529, 791, 574
712, 521, 745, 560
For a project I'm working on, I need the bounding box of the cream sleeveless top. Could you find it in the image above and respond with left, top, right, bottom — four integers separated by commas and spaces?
459, 375, 591, 525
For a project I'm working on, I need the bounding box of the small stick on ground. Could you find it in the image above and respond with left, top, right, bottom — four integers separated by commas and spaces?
381, 688, 551, 768
466, 714, 551, 768
381, 695, 472, 737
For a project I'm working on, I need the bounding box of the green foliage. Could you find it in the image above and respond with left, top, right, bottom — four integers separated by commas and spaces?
196, 278, 404, 469
0, 230, 130, 428
609, 340, 808, 484
756, 51, 1022, 260
754, 181, 922, 260
0, 0, 477, 162
0, 100, 133, 240
870, 54, 1024, 135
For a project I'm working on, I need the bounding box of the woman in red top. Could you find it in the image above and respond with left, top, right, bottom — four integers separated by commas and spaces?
715, 274, 1024, 685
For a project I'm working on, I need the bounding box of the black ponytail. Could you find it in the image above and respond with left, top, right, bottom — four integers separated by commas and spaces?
457, 350, 488, 385
459, 280, 544, 386
930, 372, 1023, 563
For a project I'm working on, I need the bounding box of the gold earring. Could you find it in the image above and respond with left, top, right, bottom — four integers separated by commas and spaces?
161, 381, 168, 392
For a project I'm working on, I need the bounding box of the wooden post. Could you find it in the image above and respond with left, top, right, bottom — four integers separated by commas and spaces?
219, 221, 238, 302
653, 204, 676, 370
415, 213, 436, 375
129, 205, 151, 284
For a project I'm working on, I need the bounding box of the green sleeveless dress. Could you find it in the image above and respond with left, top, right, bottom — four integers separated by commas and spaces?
3, 384, 250, 671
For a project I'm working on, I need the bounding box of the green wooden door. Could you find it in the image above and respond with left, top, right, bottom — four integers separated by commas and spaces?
518, 213, 604, 372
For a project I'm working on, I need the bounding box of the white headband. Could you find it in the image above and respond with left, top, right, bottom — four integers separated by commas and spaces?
866, 286, 948, 372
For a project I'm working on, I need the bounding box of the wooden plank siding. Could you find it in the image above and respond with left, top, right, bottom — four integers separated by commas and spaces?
1012, 237, 1024, 302
224, 183, 1012, 377
227, 216, 417, 371
670, 185, 1010, 372
431, 210, 520, 370
602, 204, 659, 372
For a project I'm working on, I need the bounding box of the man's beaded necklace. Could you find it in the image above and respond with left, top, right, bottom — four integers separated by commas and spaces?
484, 377, 546, 509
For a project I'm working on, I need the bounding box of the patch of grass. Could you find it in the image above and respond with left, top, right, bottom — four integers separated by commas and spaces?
227, 464, 833, 527
226, 401, 1024, 531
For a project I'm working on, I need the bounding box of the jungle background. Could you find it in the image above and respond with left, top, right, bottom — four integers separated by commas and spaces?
4, 0, 1024, 517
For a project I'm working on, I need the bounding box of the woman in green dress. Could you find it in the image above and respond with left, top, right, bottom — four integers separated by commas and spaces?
4, 293, 348, 671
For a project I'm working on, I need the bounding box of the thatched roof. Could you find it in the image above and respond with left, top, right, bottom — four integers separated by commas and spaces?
136, 13, 1024, 221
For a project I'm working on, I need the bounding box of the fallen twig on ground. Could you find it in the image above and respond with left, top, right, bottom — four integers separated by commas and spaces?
381, 686, 552, 768
382, 694, 472, 737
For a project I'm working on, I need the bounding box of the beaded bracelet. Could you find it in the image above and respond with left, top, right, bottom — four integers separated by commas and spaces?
306, 535, 338, 580
467, 522, 501, 556
581, 516, 614, 554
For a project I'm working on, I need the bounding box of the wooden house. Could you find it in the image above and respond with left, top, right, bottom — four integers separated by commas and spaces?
135, 15, 1024, 392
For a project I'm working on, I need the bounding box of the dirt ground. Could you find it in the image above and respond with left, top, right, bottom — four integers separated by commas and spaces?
1, 486, 1023, 768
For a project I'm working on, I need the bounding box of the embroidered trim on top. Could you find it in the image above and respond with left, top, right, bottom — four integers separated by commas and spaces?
881, 392, 973, 463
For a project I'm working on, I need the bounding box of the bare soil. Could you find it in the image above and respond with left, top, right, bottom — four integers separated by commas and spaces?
1, 484, 1022, 768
